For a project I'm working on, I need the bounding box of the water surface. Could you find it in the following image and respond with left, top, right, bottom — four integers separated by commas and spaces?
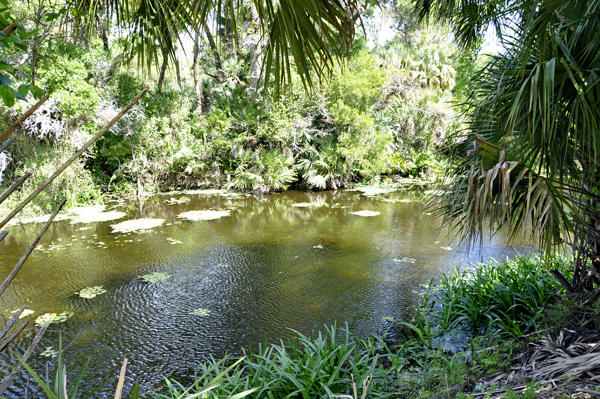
0, 188, 532, 397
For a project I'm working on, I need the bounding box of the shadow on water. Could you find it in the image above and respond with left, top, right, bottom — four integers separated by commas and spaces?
0, 189, 535, 397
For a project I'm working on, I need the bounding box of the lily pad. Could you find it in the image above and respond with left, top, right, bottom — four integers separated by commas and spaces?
78, 286, 106, 299
350, 210, 381, 217
111, 218, 165, 233
313, 245, 324, 249
177, 210, 231, 221
35, 312, 73, 326
217, 264, 229, 268
139, 272, 172, 284
189, 308, 211, 316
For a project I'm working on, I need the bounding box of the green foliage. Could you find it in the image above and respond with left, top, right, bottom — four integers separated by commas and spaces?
431, 256, 572, 337
0, 0, 45, 107
157, 324, 396, 399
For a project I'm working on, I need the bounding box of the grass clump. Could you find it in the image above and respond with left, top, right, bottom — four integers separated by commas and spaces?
431, 256, 572, 338
158, 324, 398, 399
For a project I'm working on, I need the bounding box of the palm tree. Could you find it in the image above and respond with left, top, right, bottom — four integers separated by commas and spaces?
419, 0, 600, 291
62, 0, 358, 95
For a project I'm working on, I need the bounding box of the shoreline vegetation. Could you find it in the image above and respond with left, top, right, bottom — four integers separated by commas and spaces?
15, 256, 595, 399
2, 180, 434, 224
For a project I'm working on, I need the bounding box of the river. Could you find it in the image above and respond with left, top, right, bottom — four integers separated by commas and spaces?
0, 187, 533, 397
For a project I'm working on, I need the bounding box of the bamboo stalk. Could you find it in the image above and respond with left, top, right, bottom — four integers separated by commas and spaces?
0, 87, 149, 229
0, 198, 66, 297
0, 171, 31, 206
0, 94, 50, 143
1, 24, 17, 37
0, 138, 14, 154
0, 231, 6, 244
0, 319, 28, 352
0, 306, 25, 339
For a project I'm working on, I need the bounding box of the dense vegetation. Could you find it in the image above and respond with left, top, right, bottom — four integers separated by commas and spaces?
0, 0, 470, 218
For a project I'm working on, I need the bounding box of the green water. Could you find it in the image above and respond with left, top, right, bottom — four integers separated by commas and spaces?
0, 188, 532, 397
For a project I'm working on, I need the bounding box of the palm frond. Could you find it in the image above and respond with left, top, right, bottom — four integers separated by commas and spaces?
433, 138, 582, 253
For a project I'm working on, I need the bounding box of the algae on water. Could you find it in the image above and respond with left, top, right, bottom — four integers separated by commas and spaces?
189, 308, 211, 316
111, 218, 165, 233
177, 210, 231, 221
139, 272, 172, 284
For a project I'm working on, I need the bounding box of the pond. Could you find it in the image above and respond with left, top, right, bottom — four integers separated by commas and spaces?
0, 187, 533, 397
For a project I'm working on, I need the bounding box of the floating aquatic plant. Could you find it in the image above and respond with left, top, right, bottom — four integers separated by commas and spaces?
35, 312, 73, 326
165, 197, 191, 205
350, 211, 381, 217
71, 210, 126, 224
77, 286, 106, 299
111, 218, 165, 233
177, 210, 231, 221
440, 246, 453, 251
217, 264, 229, 268
41, 346, 58, 358
139, 272, 172, 284
189, 308, 211, 316
382, 316, 395, 322
393, 257, 416, 264
313, 245, 323, 249
167, 237, 183, 244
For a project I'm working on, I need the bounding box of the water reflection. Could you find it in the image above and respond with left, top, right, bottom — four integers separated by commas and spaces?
0, 188, 534, 397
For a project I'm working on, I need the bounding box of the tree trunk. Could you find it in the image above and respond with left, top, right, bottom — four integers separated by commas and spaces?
193, 33, 203, 115
157, 47, 168, 90
572, 160, 600, 292
249, 37, 265, 101
174, 48, 183, 91
203, 24, 223, 80
31, 0, 45, 86
100, 27, 110, 52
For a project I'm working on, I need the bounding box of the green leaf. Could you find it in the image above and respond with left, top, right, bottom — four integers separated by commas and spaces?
12, 88, 25, 101
0, 86, 15, 107
0, 60, 13, 73
17, 84, 29, 98
30, 85, 46, 98
0, 74, 12, 85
